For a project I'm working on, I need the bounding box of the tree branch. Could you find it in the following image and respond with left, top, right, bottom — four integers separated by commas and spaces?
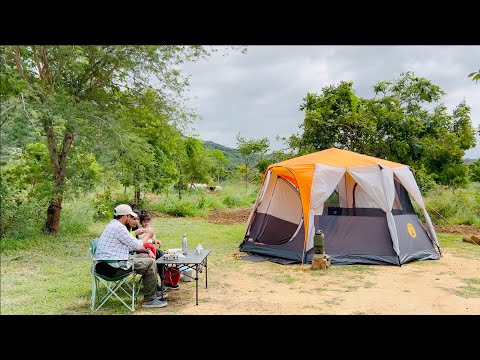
58, 132, 74, 175
11, 48, 30, 84
51, 57, 67, 93
32, 46, 46, 92
41, 46, 55, 94
43, 116, 60, 174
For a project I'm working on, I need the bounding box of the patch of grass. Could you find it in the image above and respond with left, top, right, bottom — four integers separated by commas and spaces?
325, 297, 342, 306
310, 269, 329, 277
271, 273, 296, 284
363, 281, 375, 289
463, 278, 480, 285
331, 265, 375, 275
438, 234, 480, 259
453, 286, 480, 299
345, 285, 360, 292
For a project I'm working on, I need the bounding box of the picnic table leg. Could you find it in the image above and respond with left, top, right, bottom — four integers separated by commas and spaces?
195, 264, 199, 305
205, 256, 208, 288
161, 266, 165, 300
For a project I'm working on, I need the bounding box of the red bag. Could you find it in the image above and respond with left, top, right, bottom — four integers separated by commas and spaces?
164, 267, 181, 286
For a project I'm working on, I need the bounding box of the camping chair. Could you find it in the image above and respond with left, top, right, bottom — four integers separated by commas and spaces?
89, 239, 141, 312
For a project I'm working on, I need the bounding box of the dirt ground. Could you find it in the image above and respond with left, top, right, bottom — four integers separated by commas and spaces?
137, 208, 480, 315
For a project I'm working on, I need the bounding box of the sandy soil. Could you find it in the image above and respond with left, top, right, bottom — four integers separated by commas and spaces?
136, 208, 480, 315
139, 249, 480, 315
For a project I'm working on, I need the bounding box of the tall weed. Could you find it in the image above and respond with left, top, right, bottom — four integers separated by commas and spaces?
423, 183, 480, 226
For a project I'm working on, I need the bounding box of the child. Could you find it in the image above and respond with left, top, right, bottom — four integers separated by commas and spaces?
139, 211, 180, 290
138, 211, 159, 256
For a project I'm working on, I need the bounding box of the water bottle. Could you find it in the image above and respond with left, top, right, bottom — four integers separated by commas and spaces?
182, 234, 188, 255
313, 229, 325, 254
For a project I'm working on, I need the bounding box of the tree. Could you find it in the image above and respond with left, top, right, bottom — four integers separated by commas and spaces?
1, 45, 212, 233
236, 134, 269, 191
290, 72, 477, 188
183, 137, 213, 189
208, 149, 229, 183
470, 159, 480, 182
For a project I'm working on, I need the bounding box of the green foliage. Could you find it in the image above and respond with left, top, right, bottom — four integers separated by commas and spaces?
207, 148, 230, 183
197, 192, 207, 210
203, 140, 245, 167
468, 69, 480, 83
222, 194, 250, 208
469, 159, 480, 182
0, 190, 46, 240
236, 134, 269, 191
183, 137, 213, 186
1, 45, 218, 233
58, 199, 94, 235
290, 72, 477, 188
156, 200, 200, 217
423, 183, 480, 226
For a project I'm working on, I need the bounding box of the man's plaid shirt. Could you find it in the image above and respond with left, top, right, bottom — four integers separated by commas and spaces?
94, 219, 144, 269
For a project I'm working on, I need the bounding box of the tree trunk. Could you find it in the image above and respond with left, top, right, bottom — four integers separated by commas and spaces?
134, 168, 141, 207
134, 187, 141, 208
43, 121, 74, 234
45, 197, 62, 234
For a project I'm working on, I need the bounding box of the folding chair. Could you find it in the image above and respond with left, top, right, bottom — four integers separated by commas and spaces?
89, 239, 141, 312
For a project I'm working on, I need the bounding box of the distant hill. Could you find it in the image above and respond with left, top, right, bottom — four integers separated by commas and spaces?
202, 140, 245, 167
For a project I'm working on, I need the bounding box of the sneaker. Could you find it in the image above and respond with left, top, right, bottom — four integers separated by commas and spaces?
156, 291, 168, 299
142, 298, 167, 308
165, 283, 180, 290
156, 284, 169, 292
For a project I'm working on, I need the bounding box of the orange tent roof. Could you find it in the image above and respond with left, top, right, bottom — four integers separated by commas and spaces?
270, 148, 405, 169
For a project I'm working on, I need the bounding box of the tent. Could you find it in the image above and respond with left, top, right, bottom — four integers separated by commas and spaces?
240, 148, 441, 265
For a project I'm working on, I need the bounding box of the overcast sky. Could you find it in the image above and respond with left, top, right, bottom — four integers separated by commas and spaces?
181, 46, 480, 158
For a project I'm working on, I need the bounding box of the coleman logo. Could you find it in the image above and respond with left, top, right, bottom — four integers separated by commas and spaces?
407, 223, 417, 238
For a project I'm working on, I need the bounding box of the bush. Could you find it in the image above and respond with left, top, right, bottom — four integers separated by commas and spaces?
151, 199, 199, 217
423, 183, 480, 226
59, 199, 94, 235
223, 195, 243, 208
0, 184, 46, 240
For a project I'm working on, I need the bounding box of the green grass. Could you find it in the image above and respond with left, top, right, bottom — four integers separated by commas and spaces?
437, 234, 480, 259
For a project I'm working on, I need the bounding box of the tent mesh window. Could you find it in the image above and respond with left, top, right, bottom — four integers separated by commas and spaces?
322, 179, 416, 217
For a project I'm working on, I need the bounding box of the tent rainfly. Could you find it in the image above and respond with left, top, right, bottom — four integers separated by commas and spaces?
240, 148, 441, 265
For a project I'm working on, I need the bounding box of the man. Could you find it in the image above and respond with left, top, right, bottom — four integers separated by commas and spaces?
94, 204, 167, 308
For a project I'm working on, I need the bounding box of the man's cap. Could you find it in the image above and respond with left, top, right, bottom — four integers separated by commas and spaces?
114, 204, 136, 217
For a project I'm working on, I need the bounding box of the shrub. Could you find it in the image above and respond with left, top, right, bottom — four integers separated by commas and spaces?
59, 200, 94, 235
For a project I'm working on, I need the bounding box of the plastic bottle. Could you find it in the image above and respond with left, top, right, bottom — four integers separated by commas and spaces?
182, 233, 188, 255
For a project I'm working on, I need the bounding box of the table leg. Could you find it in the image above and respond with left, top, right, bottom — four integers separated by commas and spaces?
195, 264, 199, 305
205, 256, 208, 288
160, 265, 165, 300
